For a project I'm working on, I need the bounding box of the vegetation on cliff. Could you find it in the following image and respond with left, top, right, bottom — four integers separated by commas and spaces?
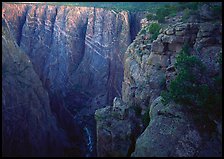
10, 2, 174, 11
146, 2, 222, 23
161, 44, 222, 129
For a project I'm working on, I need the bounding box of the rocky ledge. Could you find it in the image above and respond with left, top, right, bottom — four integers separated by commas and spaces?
95, 3, 222, 157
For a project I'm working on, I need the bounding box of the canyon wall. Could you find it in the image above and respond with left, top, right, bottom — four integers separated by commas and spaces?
2, 2, 147, 157
95, 3, 222, 157
2, 19, 71, 157
2, 3, 147, 116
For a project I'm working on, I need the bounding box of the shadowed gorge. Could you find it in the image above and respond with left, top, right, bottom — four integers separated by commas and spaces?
2, 2, 222, 157
2, 2, 146, 157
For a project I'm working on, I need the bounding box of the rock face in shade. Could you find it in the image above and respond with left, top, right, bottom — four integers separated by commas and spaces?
95, 97, 142, 157
2, 19, 70, 157
2, 3, 146, 117
2, 2, 147, 157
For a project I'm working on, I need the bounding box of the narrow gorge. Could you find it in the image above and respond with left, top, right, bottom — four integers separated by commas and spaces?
2, 2, 222, 157
2, 2, 146, 157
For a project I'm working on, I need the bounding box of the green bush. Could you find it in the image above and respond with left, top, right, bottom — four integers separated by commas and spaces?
211, 5, 222, 20
154, 4, 178, 22
177, 2, 199, 11
161, 44, 222, 118
155, 7, 167, 23
146, 23, 161, 41
146, 13, 156, 21
147, 23, 161, 33
182, 8, 191, 22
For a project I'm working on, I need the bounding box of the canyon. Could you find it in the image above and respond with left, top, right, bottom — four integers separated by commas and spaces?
2, 2, 146, 157
2, 2, 222, 157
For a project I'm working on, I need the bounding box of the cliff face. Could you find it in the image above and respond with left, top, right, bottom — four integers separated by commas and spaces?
2, 3, 146, 114
131, 19, 222, 157
2, 2, 147, 157
2, 19, 70, 157
95, 3, 222, 157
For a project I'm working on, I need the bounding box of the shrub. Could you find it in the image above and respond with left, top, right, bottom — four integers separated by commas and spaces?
146, 13, 155, 21
146, 23, 161, 41
211, 5, 222, 20
155, 5, 178, 22
147, 23, 161, 33
138, 28, 146, 35
155, 7, 167, 23
161, 44, 222, 118
182, 8, 191, 22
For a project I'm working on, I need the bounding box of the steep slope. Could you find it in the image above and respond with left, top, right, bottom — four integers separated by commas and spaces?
2, 3, 146, 112
2, 2, 148, 157
2, 19, 69, 157
95, 3, 222, 157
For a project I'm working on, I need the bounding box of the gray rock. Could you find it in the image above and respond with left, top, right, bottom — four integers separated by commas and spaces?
151, 40, 164, 53
2, 2, 145, 123
165, 28, 175, 35
175, 30, 186, 36
161, 35, 177, 43
168, 43, 183, 52
132, 97, 202, 157
199, 4, 214, 20
2, 20, 69, 157
95, 98, 140, 157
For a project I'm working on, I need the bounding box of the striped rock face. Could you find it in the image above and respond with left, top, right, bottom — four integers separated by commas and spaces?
2, 3, 146, 115
2, 19, 71, 157
2, 2, 147, 157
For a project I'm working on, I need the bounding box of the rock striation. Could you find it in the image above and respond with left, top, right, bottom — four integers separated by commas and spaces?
2, 19, 69, 157
2, 2, 147, 157
2, 3, 146, 114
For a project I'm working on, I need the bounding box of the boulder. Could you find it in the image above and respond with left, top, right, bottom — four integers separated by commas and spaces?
112, 97, 129, 120
95, 98, 141, 157
151, 40, 164, 53
132, 97, 202, 157
161, 35, 177, 43
168, 43, 183, 52
165, 28, 175, 35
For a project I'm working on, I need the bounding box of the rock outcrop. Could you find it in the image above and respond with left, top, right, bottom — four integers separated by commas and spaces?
95, 97, 142, 157
95, 3, 222, 157
2, 19, 69, 157
3, 2, 222, 157
132, 96, 202, 157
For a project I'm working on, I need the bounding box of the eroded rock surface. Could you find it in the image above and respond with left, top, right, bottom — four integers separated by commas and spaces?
2, 2, 147, 157
95, 97, 141, 157
132, 97, 202, 157
2, 19, 70, 157
2, 3, 145, 114
95, 3, 222, 157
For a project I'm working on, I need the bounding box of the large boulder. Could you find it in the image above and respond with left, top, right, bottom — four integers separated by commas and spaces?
132, 96, 222, 157
95, 97, 141, 157
132, 97, 202, 157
